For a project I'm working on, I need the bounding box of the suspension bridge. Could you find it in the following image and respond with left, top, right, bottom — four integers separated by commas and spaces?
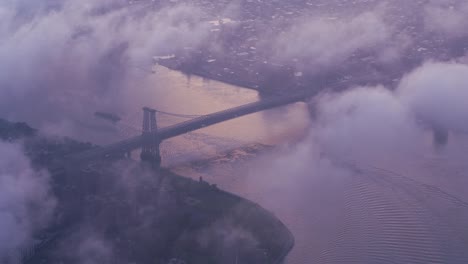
70, 91, 313, 166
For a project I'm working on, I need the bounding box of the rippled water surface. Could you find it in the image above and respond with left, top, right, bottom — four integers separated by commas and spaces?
76, 67, 468, 264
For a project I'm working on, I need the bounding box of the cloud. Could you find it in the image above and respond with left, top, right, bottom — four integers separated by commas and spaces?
0, 1, 210, 140
2, 0, 467, 143
196, 218, 259, 263
270, 10, 393, 71
256, 61, 468, 172
75, 234, 113, 264
0, 141, 55, 263
256, 60, 468, 171
398, 61, 468, 133
424, 1, 468, 38
242, 60, 468, 262
312, 86, 424, 166
57, 230, 113, 264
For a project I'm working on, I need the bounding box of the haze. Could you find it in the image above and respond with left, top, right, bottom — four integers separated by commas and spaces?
1, 0, 468, 263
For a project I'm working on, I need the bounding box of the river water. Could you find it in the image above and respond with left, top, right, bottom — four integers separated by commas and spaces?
82, 65, 315, 262
120, 66, 323, 263
76, 66, 468, 263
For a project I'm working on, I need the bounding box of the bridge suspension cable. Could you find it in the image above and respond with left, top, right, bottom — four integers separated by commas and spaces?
118, 122, 142, 132
155, 109, 207, 119
70, 91, 310, 163
115, 109, 207, 135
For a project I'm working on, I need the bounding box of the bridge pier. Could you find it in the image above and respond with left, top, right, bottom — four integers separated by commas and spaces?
140, 107, 161, 168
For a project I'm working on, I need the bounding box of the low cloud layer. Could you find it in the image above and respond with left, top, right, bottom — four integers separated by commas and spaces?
0, 141, 55, 263
2, 0, 468, 140
302, 60, 468, 170
3, 1, 468, 263
398, 62, 468, 133
266, 0, 468, 85
0, 0, 210, 139
424, 1, 468, 38
313, 86, 423, 166
58, 229, 114, 264
272, 10, 393, 70
244, 60, 468, 262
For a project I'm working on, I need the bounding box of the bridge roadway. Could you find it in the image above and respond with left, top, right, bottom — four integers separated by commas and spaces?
70, 91, 312, 163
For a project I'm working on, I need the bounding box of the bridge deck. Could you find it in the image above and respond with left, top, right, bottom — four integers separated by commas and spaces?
70, 92, 311, 163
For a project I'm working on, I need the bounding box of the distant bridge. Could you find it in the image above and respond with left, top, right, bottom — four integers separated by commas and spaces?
70, 91, 313, 165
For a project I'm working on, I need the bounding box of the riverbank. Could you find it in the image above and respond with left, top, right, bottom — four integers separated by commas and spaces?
0, 118, 294, 264
155, 56, 307, 97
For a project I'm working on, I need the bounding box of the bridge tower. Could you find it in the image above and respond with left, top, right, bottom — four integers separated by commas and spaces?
140, 107, 161, 167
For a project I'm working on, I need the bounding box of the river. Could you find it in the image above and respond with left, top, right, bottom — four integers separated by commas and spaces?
75, 65, 468, 263
120, 65, 323, 263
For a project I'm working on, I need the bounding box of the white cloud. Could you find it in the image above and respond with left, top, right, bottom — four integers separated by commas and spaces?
272, 11, 392, 70
424, 1, 468, 38
0, 1, 210, 139
0, 141, 55, 263
398, 62, 468, 133
313, 86, 424, 166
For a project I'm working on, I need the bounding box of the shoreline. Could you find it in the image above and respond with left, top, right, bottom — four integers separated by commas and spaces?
157, 63, 262, 92
168, 170, 295, 264
1, 118, 295, 263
